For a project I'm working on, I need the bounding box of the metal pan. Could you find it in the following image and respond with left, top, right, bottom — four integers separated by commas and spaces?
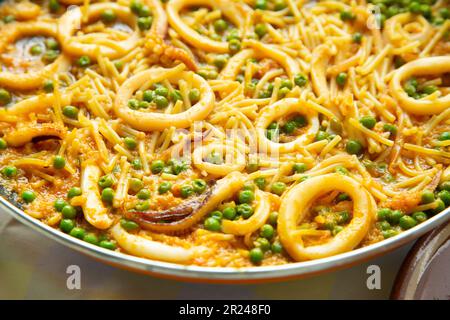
2, 193, 450, 283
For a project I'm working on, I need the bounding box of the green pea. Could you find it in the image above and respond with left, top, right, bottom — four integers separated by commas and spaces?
61, 205, 77, 219
399, 215, 417, 230
332, 226, 344, 236
346, 139, 363, 155
180, 184, 194, 198
438, 190, 450, 206
154, 95, 169, 108
439, 181, 450, 191
352, 32, 363, 43
223, 206, 237, 220
29, 44, 43, 56
49, 0, 60, 12
60, 219, 75, 233
293, 163, 307, 173
171, 160, 188, 175
130, 0, 143, 14
204, 217, 221, 231
278, 87, 290, 98
2, 166, 17, 178
62, 105, 79, 119
228, 39, 241, 53
255, 237, 271, 251
70, 227, 86, 239
43, 80, 54, 93
0, 88, 11, 105
238, 190, 255, 204
249, 247, 264, 264
359, 116, 376, 129
282, 121, 297, 134
139, 100, 149, 109
101, 187, 115, 203
254, 0, 268, 10
255, 23, 267, 38
83, 233, 99, 245
128, 99, 139, 109
98, 174, 115, 188
120, 218, 139, 231
440, 8, 450, 19
137, 189, 151, 200
158, 181, 172, 194
377, 208, 392, 221
138, 5, 151, 17
154, 86, 169, 97
236, 203, 254, 218
274, 0, 287, 11
294, 74, 308, 87
260, 224, 274, 239
150, 160, 165, 174
412, 211, 427, 223
422, 85, 438, 95
21, 190, 36, 203
382, 229, 398, 239
433, 199, 446, 214
254, 177, 266, 190
266, 128, 279, 141
3, 15, 15, 23
213, 55, 228, 69
98, 240, 116, 250
438, 132, 450, 141
135, 200, 150, 211
101, 9, 117, 23
280, 79, 293, 90
45, 38, 59, 50
315, 130, 329, 141
170, 90, 182, 102
52, 155, 65, 169
421, 190, 435, 204
378, 221, 391, 231
192, 179, 207, 193
0, 138, 7, 150
338, 211, 350, 224
340, 10, 355, 21
336, 72, 348, 86
271, 242, 283, 254
388, 210, 404, 224
214, 19, 228, 33
42, 49, 59, 63
188, 88, 200, 103
419, 4, 431, 18
337, 193, 350, 202
67, 187, 82, 198
383, 123, 398, 135
271, 182, 286, 195
54, 199, 67, 212
129, 178, 144, 193
142, 90, 154, 102
409, 2, 421, 13
77, 55, 91, 67
124, 136, 137, 150
268, 211, 278, 226
209, 210, 222, 220
137, 16, 153, 31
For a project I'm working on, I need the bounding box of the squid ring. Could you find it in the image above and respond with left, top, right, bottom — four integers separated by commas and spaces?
255, 98, 319, 153
192, 143, 246, 176
220, 39, 300, 81
390, 56, 450, 115
58, 1, 166, 60
114, 66, 215, 131
110, 223, 208, 263
384, 13, 432, 46
221, 190, 271, 235
3, 123, 66, 147
0, 22, 70, 90
167, 0, 247, 53
81, 164, 114, 229
278, 173, 374, 261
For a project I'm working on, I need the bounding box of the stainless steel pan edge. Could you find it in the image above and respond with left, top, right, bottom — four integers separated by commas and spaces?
2, 195, 450, 282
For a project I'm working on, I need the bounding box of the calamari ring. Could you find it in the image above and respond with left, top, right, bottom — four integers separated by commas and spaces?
0, 1, 41, 21
384, 13, 432, 46
192, 143, 246, 176
114, 65, 215, 131
128, 171, 245, 233
220, 39, 300, 81
167, 0, 247, 53
0, 22, 70, 90
3, 123, 66, 147
255, 98, 319, 153
221, 190, 271, 236
390, 56, 450, 115
0, 93, 72, 119
278, 173, 374, 261
81, 163, 114, 229
110, 223, 208, 263
58, 1, 166, 59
